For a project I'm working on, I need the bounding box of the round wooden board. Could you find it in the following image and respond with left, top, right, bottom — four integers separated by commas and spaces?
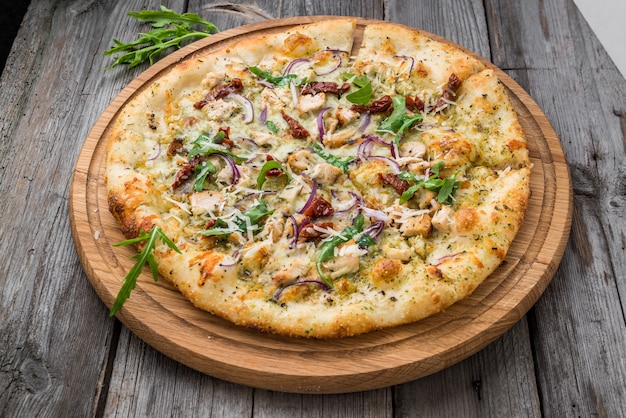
69, 16, 572, 393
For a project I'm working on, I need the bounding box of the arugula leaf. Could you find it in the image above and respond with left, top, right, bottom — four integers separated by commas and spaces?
265, 120, 279, 133
398, 162, 461, 204
257, 160, 289, 189
200, 200, 274, 237
312, 143, 353, 173
376, 96, 422, 143
104, 6, 218, 69
110, 226, 181, 316
316, 214, 368, 287
342, 73, 372, 105
193, 161, 216, 191
188, 132, 246, 162
249, 66, 306, 87
128, 6, 219, 31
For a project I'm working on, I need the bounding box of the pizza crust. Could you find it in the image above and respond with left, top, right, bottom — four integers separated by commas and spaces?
105, 19, 531, 338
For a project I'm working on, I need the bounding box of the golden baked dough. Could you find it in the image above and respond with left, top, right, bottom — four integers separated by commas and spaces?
105, 19, 530, 338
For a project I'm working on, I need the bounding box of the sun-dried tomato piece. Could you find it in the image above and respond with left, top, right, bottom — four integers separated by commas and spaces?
350, 95, 393, 113
380, 173, 411, 195
281, 110, 310, 138
193, 78, 244, 109
302, 196, 334, 219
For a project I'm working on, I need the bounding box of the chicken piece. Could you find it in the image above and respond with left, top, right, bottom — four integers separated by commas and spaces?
310, 163, 343, 186
400, 214, 432, 237
272, 258, 310, 285
287, 148, 315, 173
323, 255, 360, 279
431, 205, 455, 232
201, 71, 225, 89
202, 100, 239, 122
322, 126, 358, 148
382, 241, 412, 261
190, 191, 223, 215
298, 92, 327, 114
250, 131, 277, 147
335, 106, 360, 126
400, 140, 426, 158
371, 258, 403, 284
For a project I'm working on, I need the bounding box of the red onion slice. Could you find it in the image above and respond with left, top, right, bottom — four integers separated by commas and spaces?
357, 112, 371, 133
259, 105, 267, 125
362, 220, 385, 241
317, 106, 332, 142
216, 154, 241, 184
283, 58, 311, 75
394, 55, 415, 75
226, 93, 254, 123
298, 179, 318, 214
316, 50, 349, 76
273, 279, 330, 301
147, 143, 162, 161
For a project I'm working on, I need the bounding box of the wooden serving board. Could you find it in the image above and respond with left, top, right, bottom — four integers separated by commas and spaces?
69, 16, 572, 393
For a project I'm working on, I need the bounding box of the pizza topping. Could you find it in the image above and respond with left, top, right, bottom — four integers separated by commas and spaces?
167, 138, 187, 157
311, 143, 353, 173
376, 95, 423, 144
193, 78, 244, 109
405, 95, 425, 113
257, 159, 289, 189
302, 195, 334, 220
380, 173, 411, 195
398, 161, 460, 204
342, 73, 373, 105
434, 73, 462, 111
350, 94, 392, 113
431, 205, 455, 232
298, 92, 327, 114
316, 214, 375, 286
301, 81, 350, 96
399, 214, 432, 237
172, 155, 201, 189
299, 222, 335, 242
193, 160, 217, 191
249, 66, 306, 87
281, 110, 310, 138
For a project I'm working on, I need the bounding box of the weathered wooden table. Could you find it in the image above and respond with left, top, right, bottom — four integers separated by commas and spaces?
1, 1, 624, 416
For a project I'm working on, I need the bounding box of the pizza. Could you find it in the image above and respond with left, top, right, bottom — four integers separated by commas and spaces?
104, 18, 531, 338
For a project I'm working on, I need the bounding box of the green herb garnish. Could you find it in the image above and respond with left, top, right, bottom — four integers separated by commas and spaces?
193, 161, 216, 191
257, 160, 290, 189
265, 120, 279, 133
249, 66, 306, 87
110, 226, 181, 316
104, 6, 218, 69
376, 95, 422, 143
188, 132, 246, 162
312, 143, 353, 173
342, 73, 372, 105
398, 161, 460, 204
201, 200, 274, 237
316, 214, 370, 287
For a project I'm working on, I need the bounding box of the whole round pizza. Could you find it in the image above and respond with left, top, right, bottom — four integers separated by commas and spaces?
104, 18, 531, 338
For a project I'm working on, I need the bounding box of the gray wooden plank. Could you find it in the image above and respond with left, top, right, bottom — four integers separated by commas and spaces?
385, 0, 491, 60
0, 0, 155, 416
394, 320, 540, 418
485, 0, 626, 416
104, 328, 253, 418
